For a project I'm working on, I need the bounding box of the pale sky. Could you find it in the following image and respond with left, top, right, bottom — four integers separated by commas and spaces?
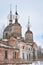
0, 0, 43, 48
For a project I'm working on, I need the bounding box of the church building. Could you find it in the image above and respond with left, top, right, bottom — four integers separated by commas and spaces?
0, 6, 37, 65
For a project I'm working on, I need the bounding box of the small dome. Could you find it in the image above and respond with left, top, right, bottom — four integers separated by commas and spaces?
26, 30, 32, 34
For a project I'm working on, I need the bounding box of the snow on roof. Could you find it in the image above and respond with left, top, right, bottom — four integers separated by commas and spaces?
2, 39, 8, 41
0, 43, 18, 50
0, 43, 11, 48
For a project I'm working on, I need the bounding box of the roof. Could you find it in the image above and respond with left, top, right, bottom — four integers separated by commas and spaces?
4, 22, 21, 32
0, 43, 19, 50
2, 39, 8, 41
25, 30, 32, 34
12, 22, 21, 27
4, 24, 12, 32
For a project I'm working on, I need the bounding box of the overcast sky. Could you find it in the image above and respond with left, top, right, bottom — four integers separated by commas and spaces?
0, 0, 43, 48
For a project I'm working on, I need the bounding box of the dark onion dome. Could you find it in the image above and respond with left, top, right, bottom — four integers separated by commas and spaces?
4, 22, 21, 32
25, 20, 33, 34
25, 30, 32, 34
15, 11, 18, 15
4, 24, 12, 32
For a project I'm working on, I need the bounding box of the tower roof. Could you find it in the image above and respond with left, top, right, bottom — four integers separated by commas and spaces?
27, 16, 30, 31
8, 4, 13, 25
15, 5, 18, 15
25, 17, 32, 34
4, 24, 12, 32
13, 5, 21, 26
26, 30, 32, 34
14, 5, 19, 23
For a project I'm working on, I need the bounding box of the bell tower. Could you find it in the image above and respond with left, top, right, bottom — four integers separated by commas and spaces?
25, 17, 33, 43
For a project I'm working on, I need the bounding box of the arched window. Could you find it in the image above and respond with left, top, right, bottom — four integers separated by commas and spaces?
13, 52, 16, 59
29, 53, 30, 60
27, 53, 28, 60
22, 53, 24, 59
6, 33, 8, 37
5, 51, 7, 59
23, 46, 24, 49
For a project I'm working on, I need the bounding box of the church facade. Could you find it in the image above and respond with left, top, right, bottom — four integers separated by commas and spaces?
0, 6, 37, 65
